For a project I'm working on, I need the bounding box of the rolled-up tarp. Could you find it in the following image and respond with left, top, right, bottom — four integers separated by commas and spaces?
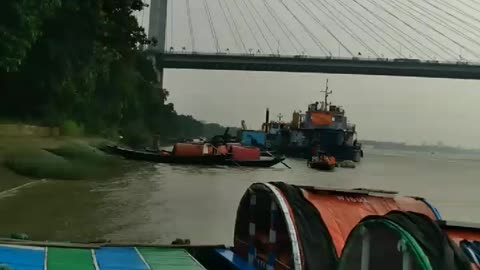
337, 211, 472, 270
233, 182, 438, 270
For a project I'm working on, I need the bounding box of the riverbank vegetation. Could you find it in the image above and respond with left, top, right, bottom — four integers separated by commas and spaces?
0, 138, 120, 180
0, 0, 229, 146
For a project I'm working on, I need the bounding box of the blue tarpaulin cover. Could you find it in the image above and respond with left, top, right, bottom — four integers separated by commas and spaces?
0, 246, 44, 270
95, 247, 148, 270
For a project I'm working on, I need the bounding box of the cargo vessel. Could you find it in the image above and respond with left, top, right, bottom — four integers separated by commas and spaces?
262, 80, 363, 161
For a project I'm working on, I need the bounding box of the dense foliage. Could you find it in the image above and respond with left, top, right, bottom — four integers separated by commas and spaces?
0, 0, 229, 145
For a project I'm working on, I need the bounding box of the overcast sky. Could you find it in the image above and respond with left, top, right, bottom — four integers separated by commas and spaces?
137, 0, 480, 148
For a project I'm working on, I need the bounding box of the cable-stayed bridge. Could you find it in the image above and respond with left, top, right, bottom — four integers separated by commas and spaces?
141, 0, 480, 81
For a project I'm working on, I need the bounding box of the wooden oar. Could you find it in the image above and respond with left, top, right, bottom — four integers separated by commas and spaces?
266, 151, 291, 169
280, 159, 291, 169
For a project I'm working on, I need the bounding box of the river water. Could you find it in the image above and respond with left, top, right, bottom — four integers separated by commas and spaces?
0, 149, 478, 245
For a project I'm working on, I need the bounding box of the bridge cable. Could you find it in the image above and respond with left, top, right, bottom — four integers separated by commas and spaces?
231, 0, 264, 53
382, 0, 479, 58
429, 0, 480, 41
434, 0, 480, 26
242, 0, 275, 53
403, 0, 480, 40
330, 0, 405, 57
457, 0, 480, 14
367, 0, 458, 59
321, 0, 397, 57
429, 0, 480, 30
203, 0, 220, 52
185, 0, 196, 51
279, 0, 333, 56
287, 0, 338, 56
222, 0, 248, 53
351, 0, 441, 59
395, 0, 480, 54
308, 0, 379, 57
169, 0, 174, 49
351, 0, 438, 59
433, 0, 480, 58
406, 0, 480, 59
247, 0, 284, 54
217, 0, 244, 52
263, 0, 303, 54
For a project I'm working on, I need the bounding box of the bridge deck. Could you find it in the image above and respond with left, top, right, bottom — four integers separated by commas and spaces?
153, 52, 480, 80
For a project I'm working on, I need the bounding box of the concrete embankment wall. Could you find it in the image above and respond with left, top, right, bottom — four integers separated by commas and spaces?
0, 124, 59, 137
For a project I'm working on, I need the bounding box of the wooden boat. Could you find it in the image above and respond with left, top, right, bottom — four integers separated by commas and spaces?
101, 145, 286, 168
101, 145, 229, 165
234, 183, 479, 270
1, 183, 479, 270
307, 153, 336, 170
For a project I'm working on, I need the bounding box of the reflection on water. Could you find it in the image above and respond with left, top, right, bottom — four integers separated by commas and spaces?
0, 152, 478, 245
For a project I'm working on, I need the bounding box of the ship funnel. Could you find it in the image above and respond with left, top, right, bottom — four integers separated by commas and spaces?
265, 108, 270, 132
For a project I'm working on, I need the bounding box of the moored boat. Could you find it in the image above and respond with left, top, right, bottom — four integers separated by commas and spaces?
307, 151, 336, 171
262, 80, 364, 163
100, 144, 286, 168
1, 182, 479, 269
101, 145, 229, 165
233, 183, 479, 270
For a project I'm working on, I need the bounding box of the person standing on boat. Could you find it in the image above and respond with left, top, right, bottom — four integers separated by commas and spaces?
311, 143, 322, 161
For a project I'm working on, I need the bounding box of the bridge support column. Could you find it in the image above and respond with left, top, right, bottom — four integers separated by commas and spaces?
148, 0, 168, 51
148, 0, 168, 89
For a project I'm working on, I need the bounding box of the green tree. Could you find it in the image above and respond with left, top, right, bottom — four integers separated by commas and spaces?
0, 0, 233, 146
0, 0, 60, 71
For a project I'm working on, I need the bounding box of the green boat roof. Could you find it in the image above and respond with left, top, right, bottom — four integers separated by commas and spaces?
139, 248, 206, 270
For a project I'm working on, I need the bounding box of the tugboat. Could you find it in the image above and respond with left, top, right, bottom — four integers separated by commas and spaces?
264, 79, 363, 162
308, 150, 336, 170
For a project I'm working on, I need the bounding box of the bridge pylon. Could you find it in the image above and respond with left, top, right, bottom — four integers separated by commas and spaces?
148, 0, 168, 89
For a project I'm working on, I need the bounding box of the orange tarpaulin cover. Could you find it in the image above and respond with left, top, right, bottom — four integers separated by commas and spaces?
173, 143, 209, 156
310, 112, 333, 126
231, 146, 261, 161
302, 190, 436, 256
446, 229, 480, 270
446, 228, 480, 243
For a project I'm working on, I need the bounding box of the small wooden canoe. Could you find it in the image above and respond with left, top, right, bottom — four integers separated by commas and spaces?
307, 155, 336, 171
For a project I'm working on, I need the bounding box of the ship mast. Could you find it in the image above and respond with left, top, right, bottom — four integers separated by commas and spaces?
277, 113, 283, 122
320, 79, 332, 110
